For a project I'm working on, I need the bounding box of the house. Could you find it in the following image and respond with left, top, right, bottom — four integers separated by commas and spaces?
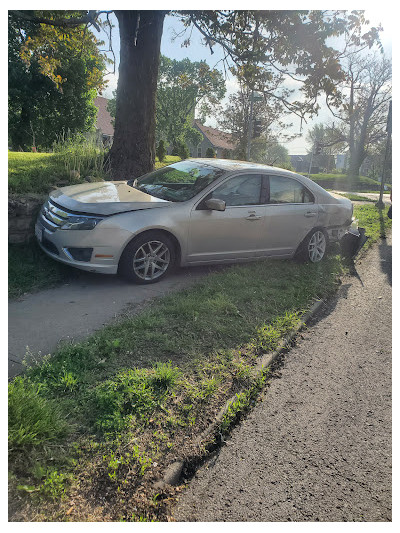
290, 155, 311, 173
188, 120, 236, 158
94, 96, 114, 145
93, 98, 236, 159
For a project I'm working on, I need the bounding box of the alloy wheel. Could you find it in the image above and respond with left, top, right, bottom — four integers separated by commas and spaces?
308, 231, 326, 262
133, 240, 171, 281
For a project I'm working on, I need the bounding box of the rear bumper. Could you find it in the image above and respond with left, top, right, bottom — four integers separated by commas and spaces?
326, 217, 367, 257
340, 225, 368, 258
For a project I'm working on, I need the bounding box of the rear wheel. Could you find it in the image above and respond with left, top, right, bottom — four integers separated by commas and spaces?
296, 228, 328, 263
119, 232, 175, 284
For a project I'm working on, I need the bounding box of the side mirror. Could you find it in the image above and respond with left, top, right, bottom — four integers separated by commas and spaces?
204, 198, 226, 211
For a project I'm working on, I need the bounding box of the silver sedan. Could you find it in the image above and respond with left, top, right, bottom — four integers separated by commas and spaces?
35, 159, 357, 284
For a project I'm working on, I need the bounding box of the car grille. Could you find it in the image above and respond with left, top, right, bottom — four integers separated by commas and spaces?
39, 199, 71, 232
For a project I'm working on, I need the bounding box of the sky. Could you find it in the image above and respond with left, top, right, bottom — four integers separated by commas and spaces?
97, 7, 393, 155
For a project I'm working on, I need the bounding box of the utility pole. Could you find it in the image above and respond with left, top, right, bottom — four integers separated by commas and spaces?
308, 141, 323, 178
307, 147, 314, 179
376, 100, 392, 209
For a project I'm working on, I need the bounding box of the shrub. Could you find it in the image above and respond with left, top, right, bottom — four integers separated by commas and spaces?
52, 130, 107, 181
156, 139, 167, 163
206, 147, 216, 158
172, 141, 190, 160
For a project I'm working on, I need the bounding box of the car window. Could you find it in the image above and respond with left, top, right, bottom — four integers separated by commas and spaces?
269, 176, 314, 204
131, 161, 224, 202
211, 174, 262, 206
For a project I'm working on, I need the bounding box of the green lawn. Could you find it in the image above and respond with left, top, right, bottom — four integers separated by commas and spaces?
8, 203, 391, 522
335, 192, 376, 202
8, 240, 79, 299
155, 155, 180, 169
8, 152, 181, 195
8, 152, 67, 195
303, 172, 389, 193
354, 204, 391, 251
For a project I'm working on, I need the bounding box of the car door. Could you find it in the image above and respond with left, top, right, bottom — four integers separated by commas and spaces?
262, 174, 318, 255
187, 173, 267, 263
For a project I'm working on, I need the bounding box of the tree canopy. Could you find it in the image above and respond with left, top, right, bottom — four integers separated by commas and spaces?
218, 84, 296, 160
179, 10, 381, 121
8, 10, 109, 150
9, 10, 382, 177
156, 55, 226, 149
327, 53, 392, 178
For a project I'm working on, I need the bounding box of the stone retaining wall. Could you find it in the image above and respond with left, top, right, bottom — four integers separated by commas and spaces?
8, 194, 46, 244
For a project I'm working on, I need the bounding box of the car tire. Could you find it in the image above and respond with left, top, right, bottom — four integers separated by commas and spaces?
119, 231, 176, 284
295, 228, 328, 263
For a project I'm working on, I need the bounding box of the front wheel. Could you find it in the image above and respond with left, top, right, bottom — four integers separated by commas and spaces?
296, 229, 328, 263
119, 232, 176, 284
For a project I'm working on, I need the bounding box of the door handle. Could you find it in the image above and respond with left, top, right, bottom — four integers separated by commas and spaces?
304, 211, 317, 218
246, 213, 262, 221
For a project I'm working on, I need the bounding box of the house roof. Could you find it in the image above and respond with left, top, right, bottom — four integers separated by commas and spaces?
94, 96, 114, 136
194, 120, 236, 151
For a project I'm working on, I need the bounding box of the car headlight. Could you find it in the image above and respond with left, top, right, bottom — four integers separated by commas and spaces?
60, 216, 103, 230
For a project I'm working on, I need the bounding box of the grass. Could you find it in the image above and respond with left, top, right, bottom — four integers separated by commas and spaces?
336, 192, 376, 202
8, 151, 181, 195
9, 377, 70, 449
8, 203, 391, 522
8, 240, 79, 299
8, 152, 67, 195
304, 172, 389, 192
9, 260, 331, 521
354, 204, 391, 251
155, 155, 180, 169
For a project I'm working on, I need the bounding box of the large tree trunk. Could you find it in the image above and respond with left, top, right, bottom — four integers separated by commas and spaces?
109, 11, 166, 179
347, 149, 363, 180
347, 96, 373, 182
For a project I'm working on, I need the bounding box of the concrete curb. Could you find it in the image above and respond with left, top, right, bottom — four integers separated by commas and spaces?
161, 298, 325, 486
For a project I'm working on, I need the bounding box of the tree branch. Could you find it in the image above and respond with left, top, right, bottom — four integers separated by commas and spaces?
10, 10, 102, 32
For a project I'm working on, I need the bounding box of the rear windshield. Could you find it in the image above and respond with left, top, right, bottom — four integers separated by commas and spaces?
129, 161, 223, 202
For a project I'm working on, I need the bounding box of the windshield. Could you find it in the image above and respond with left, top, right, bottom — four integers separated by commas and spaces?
129, 161, 224, 202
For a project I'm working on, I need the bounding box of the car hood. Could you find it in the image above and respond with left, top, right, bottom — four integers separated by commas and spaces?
49, 181, 171, 215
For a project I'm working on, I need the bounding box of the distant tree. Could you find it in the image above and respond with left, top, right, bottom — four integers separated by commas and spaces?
172, 140, 190, 160
156, 55, 226, 148
8, 11, 108, 150
362, 136, 391, 182
252, 141, 292, 169
326, 54, 392, 180
206, 147, 216, 158
306, 123, 344, 172
218, 84, 296, 161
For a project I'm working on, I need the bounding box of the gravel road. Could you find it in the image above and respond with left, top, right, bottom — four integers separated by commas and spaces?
173, 234, 392, 522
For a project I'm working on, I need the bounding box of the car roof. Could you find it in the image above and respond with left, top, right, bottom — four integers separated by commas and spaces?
187, 158, 279, 172
187, 158, 312, 179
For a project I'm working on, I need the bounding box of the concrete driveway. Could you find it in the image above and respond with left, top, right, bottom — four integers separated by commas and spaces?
8, 265, 218, 379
